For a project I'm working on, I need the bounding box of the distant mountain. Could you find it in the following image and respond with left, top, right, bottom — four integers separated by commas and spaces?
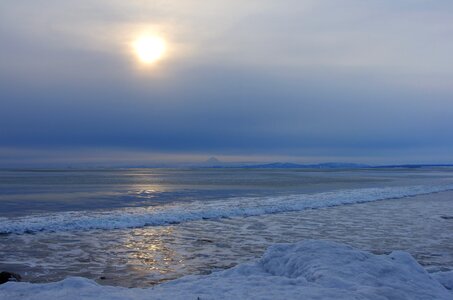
183, 161, 453, 169
205, 157, 221, 165
243, 162, 306, 169
315, 162, 370, 169
239, 162, 453, 169
242, 162, 370, 169
193, 157, 223, 167
371, 164, 453, 169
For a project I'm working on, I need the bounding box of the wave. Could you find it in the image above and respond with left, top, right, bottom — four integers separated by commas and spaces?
1, 184, 453, 234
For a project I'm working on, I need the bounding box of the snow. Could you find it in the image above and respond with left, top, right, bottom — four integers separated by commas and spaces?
1, 240, 451, 299
2, 184, 453, 234
432, 270, 453, 292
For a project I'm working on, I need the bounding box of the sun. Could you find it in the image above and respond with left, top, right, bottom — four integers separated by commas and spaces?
132, 35, 166, 64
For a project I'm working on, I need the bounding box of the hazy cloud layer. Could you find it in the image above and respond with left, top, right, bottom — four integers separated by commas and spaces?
1, 1, 453, 165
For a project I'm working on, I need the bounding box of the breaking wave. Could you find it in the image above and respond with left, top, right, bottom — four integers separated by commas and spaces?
1, 184, 453, 234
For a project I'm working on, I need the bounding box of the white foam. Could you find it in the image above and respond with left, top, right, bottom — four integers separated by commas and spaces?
1, 184, 453, 234
0, 240, 451, 299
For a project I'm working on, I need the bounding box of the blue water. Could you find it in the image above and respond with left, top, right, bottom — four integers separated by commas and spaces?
1, 167, 452, 217
1, 167, 453, 287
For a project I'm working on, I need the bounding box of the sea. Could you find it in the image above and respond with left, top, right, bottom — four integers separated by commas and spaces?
1, 167, 453, 287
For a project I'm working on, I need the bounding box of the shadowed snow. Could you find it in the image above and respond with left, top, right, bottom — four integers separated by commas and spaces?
1, 240, 451, 299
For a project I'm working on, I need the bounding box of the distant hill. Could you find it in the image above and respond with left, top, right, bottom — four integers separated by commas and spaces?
205, 157, 221, 165
371, 164, 453, 169
191, 160, 453, 169
243, 162, 305, 169
241, 162, 370, 169
193, 157, 223, 167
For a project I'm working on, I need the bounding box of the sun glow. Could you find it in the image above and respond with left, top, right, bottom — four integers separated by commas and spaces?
133, 35, 166, 64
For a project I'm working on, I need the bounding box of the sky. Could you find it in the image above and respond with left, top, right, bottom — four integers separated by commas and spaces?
1, 0, 453, 167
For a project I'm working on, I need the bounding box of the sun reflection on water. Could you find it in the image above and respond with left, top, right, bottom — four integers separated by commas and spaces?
124, 227, 183, 282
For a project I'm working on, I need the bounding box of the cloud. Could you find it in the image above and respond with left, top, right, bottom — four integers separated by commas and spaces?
1, 1, 453, 164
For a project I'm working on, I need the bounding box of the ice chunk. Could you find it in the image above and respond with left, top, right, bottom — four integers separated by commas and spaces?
1, 240, 451, 299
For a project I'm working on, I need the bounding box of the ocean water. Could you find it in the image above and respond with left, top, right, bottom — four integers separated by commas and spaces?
1, 167, 453, 287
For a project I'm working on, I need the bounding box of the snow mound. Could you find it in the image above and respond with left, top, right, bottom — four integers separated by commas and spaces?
1, 240, 451, 299
432, 270, 453, 291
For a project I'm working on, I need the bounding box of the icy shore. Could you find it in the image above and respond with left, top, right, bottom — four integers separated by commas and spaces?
1, 240, 452, 299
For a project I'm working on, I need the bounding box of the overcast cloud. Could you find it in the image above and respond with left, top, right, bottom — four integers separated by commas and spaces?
1, 0, 453, 166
